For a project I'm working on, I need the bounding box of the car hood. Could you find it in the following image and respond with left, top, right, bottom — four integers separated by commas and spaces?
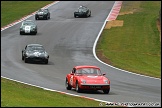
76, 11, 86, 13
21, 25, 36, 28
77, 75, 108, 84
37, 11, 47, 15
27, 50, 48, 56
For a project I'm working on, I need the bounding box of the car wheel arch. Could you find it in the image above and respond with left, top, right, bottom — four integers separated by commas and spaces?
66, 78, 72, 90
76, 80, 82, 93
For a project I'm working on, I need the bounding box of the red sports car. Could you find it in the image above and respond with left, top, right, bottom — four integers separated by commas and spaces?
65, 65, 110, 94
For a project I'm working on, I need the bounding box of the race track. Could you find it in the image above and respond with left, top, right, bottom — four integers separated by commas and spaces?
1, 1, 161, 106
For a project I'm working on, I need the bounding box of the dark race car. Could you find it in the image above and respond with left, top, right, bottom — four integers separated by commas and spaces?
35, 8, 50, 20
22, 44, 49, 64
74, 5, 91, 18
65, 65, 110, 94
20, 20, 37, 35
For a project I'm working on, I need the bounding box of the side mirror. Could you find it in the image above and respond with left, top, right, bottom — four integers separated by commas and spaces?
103, 73, 106, 76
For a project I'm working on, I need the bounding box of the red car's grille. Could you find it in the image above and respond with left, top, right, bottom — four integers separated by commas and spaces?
89, 86, 102, 88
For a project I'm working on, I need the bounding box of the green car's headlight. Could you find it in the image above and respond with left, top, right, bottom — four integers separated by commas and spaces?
20, 27, 25, 31
26, 52, 32, 56
44, 52, 49, 58
31, 26, 36, 30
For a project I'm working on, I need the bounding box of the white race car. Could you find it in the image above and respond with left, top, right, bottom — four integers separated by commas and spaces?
20, 20, 37, 35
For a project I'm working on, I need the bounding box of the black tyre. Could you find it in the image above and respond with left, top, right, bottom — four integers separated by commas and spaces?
44, 59, 48, 64
85, 14, 88, 18
103, 89, 110, 94
32, 31, 37, 35
22, 54, 24, 60
20, 32, 23, 35
24, 57, 28, 63
35, 17, 38, 20
65, 78, 72, 90
89, 12, 91, 17
76, 81, 82, 93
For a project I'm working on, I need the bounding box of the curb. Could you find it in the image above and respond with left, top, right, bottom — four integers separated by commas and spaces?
107, 1, 123, 21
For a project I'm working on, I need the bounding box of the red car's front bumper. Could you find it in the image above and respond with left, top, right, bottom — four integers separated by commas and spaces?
79, 84, 110, 90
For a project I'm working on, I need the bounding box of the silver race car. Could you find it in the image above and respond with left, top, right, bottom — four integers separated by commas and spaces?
20, 20, 37, 35
22, 44, 49, 64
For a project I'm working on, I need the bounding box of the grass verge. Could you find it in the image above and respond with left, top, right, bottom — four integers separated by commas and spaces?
1, 78, 102, 107
1, 1, 54, 27
96, 1, 161, 78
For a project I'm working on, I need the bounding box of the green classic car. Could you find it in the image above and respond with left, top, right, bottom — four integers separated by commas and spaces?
22, 44, 49, 64
35, 8, 50, 20
74, 6, 91, 18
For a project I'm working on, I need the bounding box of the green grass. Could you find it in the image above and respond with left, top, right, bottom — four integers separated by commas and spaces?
1, 78, 102, 107
96, 1, 161, 78
1, 1, 54, 27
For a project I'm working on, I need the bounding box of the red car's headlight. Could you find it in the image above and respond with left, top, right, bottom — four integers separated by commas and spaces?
81, 80, 86, 84
104, 80, 109, 84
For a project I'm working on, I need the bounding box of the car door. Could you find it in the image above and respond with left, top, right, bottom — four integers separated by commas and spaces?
70, 68, 77, 87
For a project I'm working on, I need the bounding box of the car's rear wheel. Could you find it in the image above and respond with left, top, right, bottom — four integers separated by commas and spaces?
103, 89, 110, 94
76, 81, 82, 93
65, 78, 72, 90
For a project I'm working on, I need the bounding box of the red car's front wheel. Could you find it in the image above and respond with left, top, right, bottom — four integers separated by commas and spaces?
65, 78, 72, 90
103, 89, 110, 94
76, 81, 82, 93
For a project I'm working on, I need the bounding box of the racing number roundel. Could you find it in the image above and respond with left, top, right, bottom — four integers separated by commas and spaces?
70, 76, 73, 85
